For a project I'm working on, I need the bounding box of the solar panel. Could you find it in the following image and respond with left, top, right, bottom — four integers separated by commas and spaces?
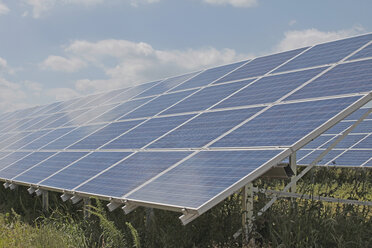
162, 80, 252, 115
215, 48, 306, 84
213, 67, 326, 109
274, 34, 372, 73
171, 61, 247, 91
136, 72, 200, 98
348, 43, 372, 61
103, 115, 194, 149
127, 150, 283, 209
150, 108, 262, 148
76, 151, 191, 198
211, 96, 361, 148
13, 152, 89, 184
0, 33, 371, 224
39, 152, 131, 190
0, 152, 56, 179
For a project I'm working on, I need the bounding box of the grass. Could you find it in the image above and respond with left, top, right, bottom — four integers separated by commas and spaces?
0, 167, 370, 247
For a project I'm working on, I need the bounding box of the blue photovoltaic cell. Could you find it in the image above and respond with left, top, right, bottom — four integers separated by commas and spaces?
150, 108, 262, 148
123, 90, 196, 120
345, 108, 372, 120
44, 108, 88, 129
26, 112, 66, 131
214, 67, 326, 109
0, 133, 19, 148
1, 118, 32, 133
274, 34, 372, 73
212, 96, 361, 148
136, 72, 200, 98
214, 48, 306, 84
103, 115, 194, 149
0, 152, 31, 170
32, 102, 63, 116
17, 115, 51, 131
348, 43, 372, 61
365, 159, 372, 167
297, 150, 343, 165
63, 104, 118, 126
285, 60, 372, 101
301, 135, 336, 149
69, 120, 142, 150
333, 134, 367, 148
162, 80, 251, 115
351, 120, 372, 133
89, 98, 152, 123
0, 132, 31, 150
0, 152, 10, 160
354, 135, 372, 148
0, 152, 55, 179
171, 61, 247, 91
23, 127, 74, 150
332, 150, 371, 167
128, 150, 282, 209
76, 151, 191, 198
43, 124, 105, 150
5, 130, 50, 150
105, 81, 160, 104
324, 121, 353, 134
13, 152, 88, 184
295, 150, 313, 162
40, 152, 131, 190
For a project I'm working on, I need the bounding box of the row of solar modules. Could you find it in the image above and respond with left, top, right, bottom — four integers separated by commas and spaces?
0, 95, 369, 210
1, 58, 372, 136
0, 33, 372, 129
0, 57, 371, 151
0, 96, 366, 152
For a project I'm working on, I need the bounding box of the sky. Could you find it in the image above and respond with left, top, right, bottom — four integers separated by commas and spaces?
0, 0, 372, 113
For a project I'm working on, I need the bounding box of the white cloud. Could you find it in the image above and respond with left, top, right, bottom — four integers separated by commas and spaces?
288, 20, 296, 26
62, 39, 246, 93
0, 57, 15, 75
0, 78, 28, 112
0, 2, 9, 15
130, 0, 160, 7
46, 87, 80, 101
203, 0, 257, 8
23, 0, 157, 18
275, 26, 365, 52
41, 55, 86, 72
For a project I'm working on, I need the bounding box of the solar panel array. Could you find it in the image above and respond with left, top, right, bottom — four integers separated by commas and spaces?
0, 34, 371, 218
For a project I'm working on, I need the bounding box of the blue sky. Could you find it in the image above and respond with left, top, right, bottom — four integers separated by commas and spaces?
0, 0, 371, 112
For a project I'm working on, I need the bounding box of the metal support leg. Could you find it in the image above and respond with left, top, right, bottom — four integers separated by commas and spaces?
242, 182, 254, 244
42, 191, 49, 213
83, 198, 91, 219
289, 153, 297, 193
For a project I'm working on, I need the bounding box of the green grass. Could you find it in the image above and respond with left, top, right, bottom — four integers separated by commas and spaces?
0, 167, 371, 247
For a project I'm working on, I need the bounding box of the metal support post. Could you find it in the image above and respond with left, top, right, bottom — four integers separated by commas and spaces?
83, 198, 91, 219
289, 152, 297, 193
42, 191, 49, 213
242, 182, 254, 244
